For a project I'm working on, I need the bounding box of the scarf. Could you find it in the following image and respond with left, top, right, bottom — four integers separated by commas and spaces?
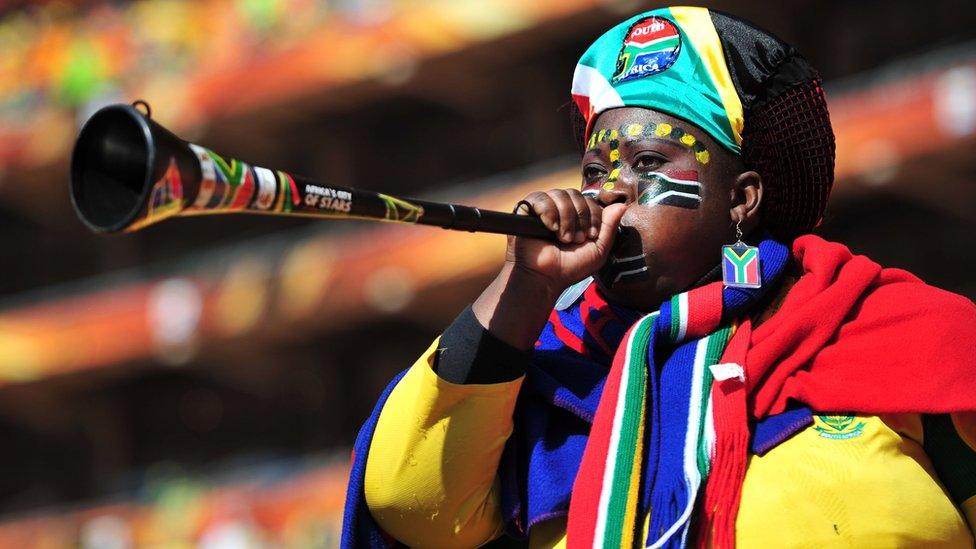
565, 237, 789, 548
340, 235, 976, 548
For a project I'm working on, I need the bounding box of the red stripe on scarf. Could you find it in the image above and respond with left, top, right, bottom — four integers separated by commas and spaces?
567, 321, 636, 548
685, 282, 724, 339
698, 321, 751, 548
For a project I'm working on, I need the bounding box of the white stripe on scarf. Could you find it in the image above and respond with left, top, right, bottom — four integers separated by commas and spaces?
676, 293, 689, 342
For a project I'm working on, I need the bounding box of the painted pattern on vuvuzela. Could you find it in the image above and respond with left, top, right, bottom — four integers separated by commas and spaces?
128, 157, 184, 231
188, 144, 301, 215
378, 193, 424, 222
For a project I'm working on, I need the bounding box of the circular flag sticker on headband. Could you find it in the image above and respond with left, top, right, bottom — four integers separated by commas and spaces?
612, 16, 681, 83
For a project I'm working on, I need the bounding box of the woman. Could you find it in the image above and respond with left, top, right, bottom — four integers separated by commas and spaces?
343, 7, 976, 548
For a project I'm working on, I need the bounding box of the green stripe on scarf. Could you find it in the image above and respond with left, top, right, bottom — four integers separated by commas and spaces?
604, 315, 654, 547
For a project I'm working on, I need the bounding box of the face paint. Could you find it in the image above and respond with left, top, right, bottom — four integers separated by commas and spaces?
637, 170, 701, 209
599, 225, 648, 287
606, 130, 622, 185
587, 123, 711, 165
606, 253, 649, 285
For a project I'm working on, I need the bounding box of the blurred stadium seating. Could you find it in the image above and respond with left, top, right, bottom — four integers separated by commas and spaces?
0, 0, 974, 546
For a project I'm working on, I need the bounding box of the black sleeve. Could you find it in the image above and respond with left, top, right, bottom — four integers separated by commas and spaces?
923, 414, 976, 505
434, 306, 532, 384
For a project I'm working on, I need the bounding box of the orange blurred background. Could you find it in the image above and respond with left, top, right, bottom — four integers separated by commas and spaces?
0, 0, 974, 546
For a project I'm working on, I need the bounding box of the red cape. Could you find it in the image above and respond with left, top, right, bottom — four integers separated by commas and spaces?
747, 234, 976, 417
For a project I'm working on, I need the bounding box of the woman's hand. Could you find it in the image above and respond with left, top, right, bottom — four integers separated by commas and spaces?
471, 189, 626, 350
507, 189, 626, 291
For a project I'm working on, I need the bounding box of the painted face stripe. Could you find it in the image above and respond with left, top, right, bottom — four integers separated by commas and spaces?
639, 171, 702, 209
606, 253, 648, 285
639, 171, 701, 188
588, 124, 711, 165
612, 267, 647, 284
668, 7, 744, 146
646, 192, 701, 209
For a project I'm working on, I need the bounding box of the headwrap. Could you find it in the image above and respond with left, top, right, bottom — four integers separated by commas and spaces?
571, 6, 836, 239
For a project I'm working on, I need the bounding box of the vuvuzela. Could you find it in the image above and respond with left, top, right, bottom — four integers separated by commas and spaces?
70, 103, 554, 239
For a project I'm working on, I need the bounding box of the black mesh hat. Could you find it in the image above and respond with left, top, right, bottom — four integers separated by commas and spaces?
571, 7, 836, 239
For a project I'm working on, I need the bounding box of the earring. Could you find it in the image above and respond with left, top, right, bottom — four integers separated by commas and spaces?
722, 221, 761, 288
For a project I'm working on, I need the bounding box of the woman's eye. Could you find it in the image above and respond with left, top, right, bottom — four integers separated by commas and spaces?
634, 154, 664, 171
582, 165, 607, 180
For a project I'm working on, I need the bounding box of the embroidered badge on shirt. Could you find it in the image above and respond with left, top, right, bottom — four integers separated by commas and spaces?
814, 415, 866, 439
613, 16, 681, 83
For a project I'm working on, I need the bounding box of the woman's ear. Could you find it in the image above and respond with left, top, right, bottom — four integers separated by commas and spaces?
729, 170, 763, 235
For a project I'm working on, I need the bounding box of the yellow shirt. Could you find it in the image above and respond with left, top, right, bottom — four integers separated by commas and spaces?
364, 339, 976, 548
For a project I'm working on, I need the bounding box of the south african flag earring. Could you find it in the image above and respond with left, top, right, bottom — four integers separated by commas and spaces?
722, 221, 762, 288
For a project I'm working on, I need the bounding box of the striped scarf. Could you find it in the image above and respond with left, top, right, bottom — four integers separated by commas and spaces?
567, 237, 789, 548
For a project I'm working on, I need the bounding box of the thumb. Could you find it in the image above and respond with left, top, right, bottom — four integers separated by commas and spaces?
594, 203, 627, 254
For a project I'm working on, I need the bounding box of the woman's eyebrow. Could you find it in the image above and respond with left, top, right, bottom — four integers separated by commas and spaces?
586, 122, 711, 165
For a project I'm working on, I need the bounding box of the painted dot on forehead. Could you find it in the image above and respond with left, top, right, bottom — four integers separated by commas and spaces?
606, 133, 622, 185
626, 124, 643, 137
654, 123, 671, 137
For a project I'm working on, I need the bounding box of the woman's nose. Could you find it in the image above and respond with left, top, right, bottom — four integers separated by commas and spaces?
597, 167, 638, 206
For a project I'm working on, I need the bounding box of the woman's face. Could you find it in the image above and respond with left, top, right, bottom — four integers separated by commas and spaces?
580, 107, 756, 311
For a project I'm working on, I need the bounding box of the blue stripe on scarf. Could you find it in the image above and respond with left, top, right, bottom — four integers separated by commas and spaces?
646, 339, 700, 547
